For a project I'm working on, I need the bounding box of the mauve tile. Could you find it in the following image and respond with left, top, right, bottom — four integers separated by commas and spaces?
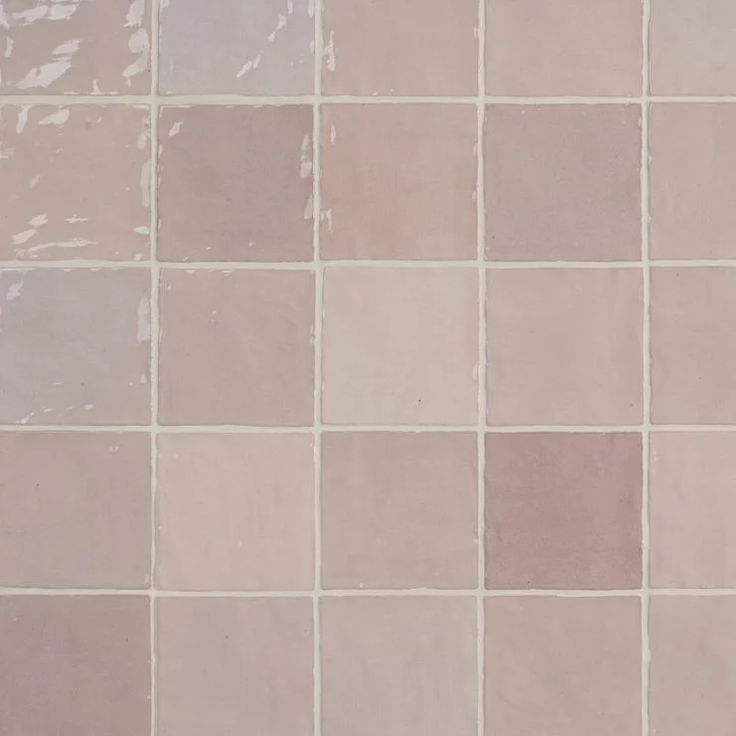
0, 269, 151, 425
0, 105, 150, 261
0, 596, 150, 736
157, 597, 313, 736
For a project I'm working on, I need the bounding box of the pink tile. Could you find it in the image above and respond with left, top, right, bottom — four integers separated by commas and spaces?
651, 268, 736, 423
0, 0, 151, 94
0, 269, 151, 425
322, 0, 477, 95
485, 433, 643, 590
322, 597, 477, 736
322, 268, 478, 425
486, 0, 642, 95
486, 269, 643, 425
485, 105, 641, 261
485, 597, 641, 736
0, 596, 150, 736
321, 432, 477, 589
649, 104, 736, 260
320, 105, 476, 260
159, 0, 313, 94
158, 269, 314, 425
0, 105, 150, 261
158, 106, 313, 262
157, 597, 313, 736
157, 433, 314, 590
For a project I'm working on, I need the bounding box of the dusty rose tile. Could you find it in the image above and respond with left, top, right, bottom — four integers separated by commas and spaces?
650, 596, 736, 736
157, 597, 312, 736
320, 105, 476, 260
0, 596, 150, 736
322, 268, 478, 425
157, 433, 313, 590
322, 0, 477, 95
0, 0, 151, 94
486, 0, 642, 95
651, 268, 736, 423
159, 0, 313, 94
321, 432, 477, 589
485, 597, 641, 736
0, 269, 151, 425
158, 106, 313, 263
649, 104, 736, 260
486, 269, 643, 425
485, 105, 641, 261
322, 597, 476, 736
0, 105, 150, 261
485, 433, 642, 589
650, 0, 736, 94
158, 269, 314, 425
0, 432, 150, 587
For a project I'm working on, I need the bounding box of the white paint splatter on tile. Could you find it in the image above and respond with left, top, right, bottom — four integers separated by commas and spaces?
136, 297, 151, 342
323, 31, 336, 72
5, 279, 24, 301
15, 106, 30, 134
168, 120, 183, 137
299, 133, 312, 179
38, 108, 70, 126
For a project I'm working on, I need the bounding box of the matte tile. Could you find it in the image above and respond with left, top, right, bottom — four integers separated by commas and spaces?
650, 0, 736, 94
0, 105, 150, 261
486, 269, 643, 425
158, 106, 313, 262
485, 433, 642, 590
322, 268, 478, 425
0, 432, 150, 587
0, 596, 150, 736
650, 596, 736, 736
651, 268, 736, 423
0, 269, 151, 425
486, 0, 642, 95
320, 105, 476, 260
0, 0, 151, 93
321, 432, 477, 589
322, 597, 477, 736
157, 597, 313, 736
649, 104, 736, 260
157, 433, 314, 590
485, 105, 641, 261
485, 597, 641, 736
158, 269, 314, 425
322, 0, 477, 95
650, 432, 736, 588
159, 0, 313, 94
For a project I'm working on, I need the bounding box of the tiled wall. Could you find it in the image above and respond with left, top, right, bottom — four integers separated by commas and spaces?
1, 1, 735, 735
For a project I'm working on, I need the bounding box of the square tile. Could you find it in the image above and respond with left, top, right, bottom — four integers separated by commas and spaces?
486, 0, 642, 95
159, 0, 313, 94
0, 596, 150, 736
650, 432, 736, 587
485, 597, 641, 736
650, 596, 736, 736
0, 105, 150, 261
649, 104, 736, 260
486, 269, 643, 425
0, 269, 151, 425
321, 432, 477, 589
0, 0, 151, 93
157, 597, 313, 736
485, 105, 641, 262
485, 433, 642, 589
322, 268, 478, 425
158, 269, 314, 425
650, 0, 736, 94
157, 433, 314, 590
320, 105, 476, 260
321, 597, 476, 736
0, 432, 150, 588
158, 106, 313, 263
651, 268, 736, 423
322, 0, 477, 95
